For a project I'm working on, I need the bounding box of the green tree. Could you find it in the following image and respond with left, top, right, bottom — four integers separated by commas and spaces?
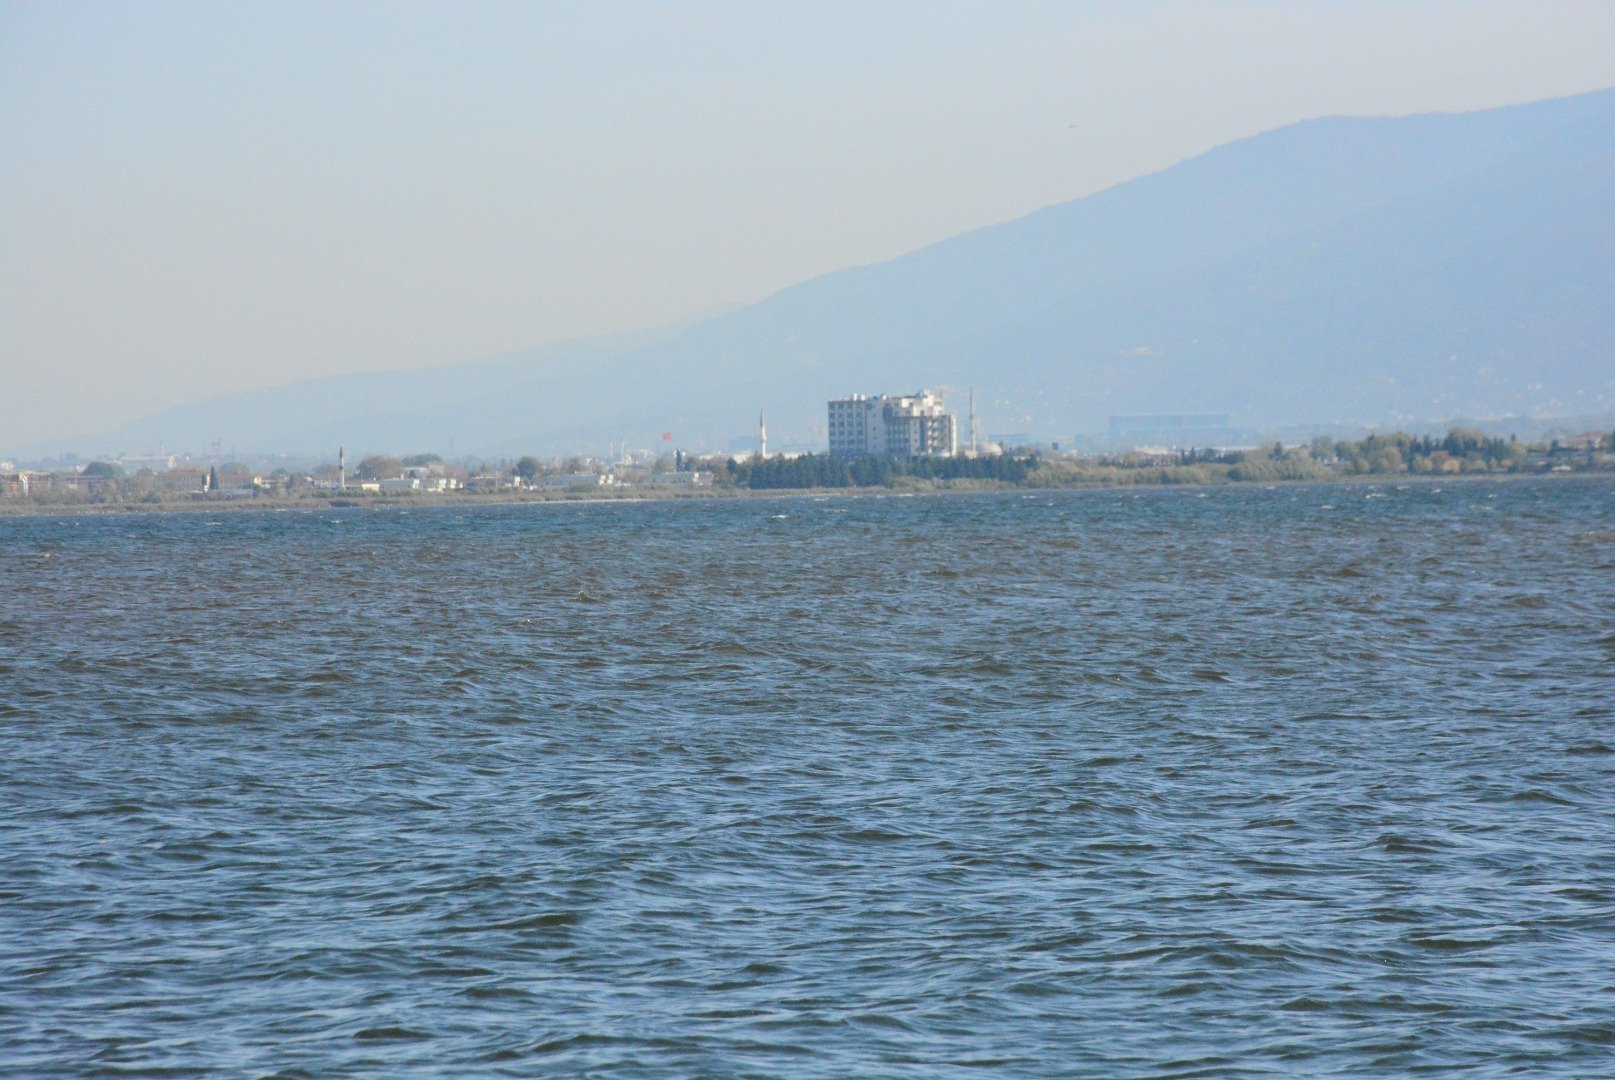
1443, 427, 1489, 457
515, 456, 542, 481
402, 453, 442, 467
81, 461, 124, 480
1371, 446, 1406, 473
355, 454, 404, 480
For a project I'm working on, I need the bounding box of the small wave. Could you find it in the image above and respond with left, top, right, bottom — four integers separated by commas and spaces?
1278, 996, 1334, 1012
459, 984, 536, 1001
482, 911, 582, 931
353, 1026, 433, 1042
1373, 832, 1447, 854
1505, 789, 1577, 806
1405, 933, 1497, 952
1552, 1022, 1615, 1046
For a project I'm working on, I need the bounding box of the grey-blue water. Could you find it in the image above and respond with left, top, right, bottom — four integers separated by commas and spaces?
3, 480, 1614, 1078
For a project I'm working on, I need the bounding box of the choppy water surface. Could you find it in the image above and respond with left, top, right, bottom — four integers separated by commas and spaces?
3, 479, 1614, 1077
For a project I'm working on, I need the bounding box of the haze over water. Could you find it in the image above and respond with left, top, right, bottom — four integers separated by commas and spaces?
3, 479, 1613, 1077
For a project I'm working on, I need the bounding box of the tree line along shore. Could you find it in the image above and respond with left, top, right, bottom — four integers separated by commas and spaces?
5, 427, 1612, 512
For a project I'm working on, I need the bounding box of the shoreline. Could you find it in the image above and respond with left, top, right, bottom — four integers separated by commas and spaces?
1, 469, 1607, 520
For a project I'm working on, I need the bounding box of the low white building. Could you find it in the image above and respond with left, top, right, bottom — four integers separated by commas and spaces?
646, 471, 711, 487
379, 475, 459, 492
118, 454, 178, 473
530, 473, 617, 490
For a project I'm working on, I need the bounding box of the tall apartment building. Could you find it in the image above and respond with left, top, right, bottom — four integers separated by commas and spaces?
828, 390, 958, 458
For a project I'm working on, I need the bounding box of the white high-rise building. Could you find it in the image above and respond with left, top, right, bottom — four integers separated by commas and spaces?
827, 390, 958, 458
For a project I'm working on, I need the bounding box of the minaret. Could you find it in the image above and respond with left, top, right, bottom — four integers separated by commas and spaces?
969, 389, 979, 455
758, 409, 768, 460
338, 445, 346, 491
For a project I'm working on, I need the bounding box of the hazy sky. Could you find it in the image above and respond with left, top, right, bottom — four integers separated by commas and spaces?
4, 1, 1614, 448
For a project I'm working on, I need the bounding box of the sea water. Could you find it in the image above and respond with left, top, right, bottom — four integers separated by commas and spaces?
2, 479, 1613, 1077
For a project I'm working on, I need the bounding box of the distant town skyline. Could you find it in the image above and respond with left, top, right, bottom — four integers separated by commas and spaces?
4, 2, 1615, 449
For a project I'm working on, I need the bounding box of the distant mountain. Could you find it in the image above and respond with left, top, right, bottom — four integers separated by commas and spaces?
66, 87, 1615, 457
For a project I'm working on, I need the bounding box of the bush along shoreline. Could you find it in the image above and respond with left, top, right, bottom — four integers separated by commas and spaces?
726, 428, 1613, 490
5, 427, 1611, 510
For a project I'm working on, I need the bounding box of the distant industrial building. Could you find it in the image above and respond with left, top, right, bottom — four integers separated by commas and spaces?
1108, 413, 1239, 448
829, 390, 958, 458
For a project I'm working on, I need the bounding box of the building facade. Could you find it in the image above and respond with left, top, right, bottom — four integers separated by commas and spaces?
828, 391, 958, 458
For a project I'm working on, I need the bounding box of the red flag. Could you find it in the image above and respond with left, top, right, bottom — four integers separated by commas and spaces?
662, 432, 673, 441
